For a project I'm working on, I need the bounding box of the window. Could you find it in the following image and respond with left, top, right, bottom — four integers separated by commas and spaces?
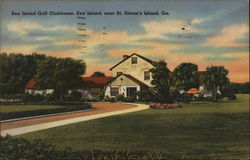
131, 57, 137, 64
111, 87, 119, 96
117, 72, 122, 76
144, 71, 150, 80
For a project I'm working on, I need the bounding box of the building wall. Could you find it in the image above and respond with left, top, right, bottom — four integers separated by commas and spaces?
25, 89, 54, 95
105, 85, 140, 97
104, 75, 140, 97
111, 55, 154, 87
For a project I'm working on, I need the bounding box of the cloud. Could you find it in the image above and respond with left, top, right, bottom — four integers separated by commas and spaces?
7, 20, 77, 35
205, 24, 249, 47
191, 18, 208, 24
1, 45, 38, 54
201, 55, 240, 62
141, 17, 206, 39
35, 36, 53, 41
170, 45, 248, 55
142, 20, 189, 38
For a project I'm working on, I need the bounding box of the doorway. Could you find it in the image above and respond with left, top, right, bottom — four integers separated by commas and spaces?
126, 87, 137, 98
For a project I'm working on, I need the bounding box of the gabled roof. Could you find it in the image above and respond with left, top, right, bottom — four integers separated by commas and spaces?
25, 78, 36, 89
109, 53, 154, 70
106, 73, 149, 87
82, 76, 113, 88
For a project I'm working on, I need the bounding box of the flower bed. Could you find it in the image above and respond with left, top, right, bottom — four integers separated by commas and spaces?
149, 103, 182, 109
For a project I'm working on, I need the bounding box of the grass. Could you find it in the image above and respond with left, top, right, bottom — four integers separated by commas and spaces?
17, 94, 250, 159
0, 105, 67, 113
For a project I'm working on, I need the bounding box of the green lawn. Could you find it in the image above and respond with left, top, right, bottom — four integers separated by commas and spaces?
18, 94, 250, 159
0, 105, 67, 113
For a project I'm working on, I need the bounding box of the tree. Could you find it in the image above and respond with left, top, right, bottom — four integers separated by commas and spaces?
35, 57, 86, 101
204, 66, 229, 102
150, 61, 172, 103
0, 53, 46, 94
173, 63, 199, 91
90, 71, 105, 77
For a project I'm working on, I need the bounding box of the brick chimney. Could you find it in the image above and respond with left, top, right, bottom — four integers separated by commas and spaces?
123, 55, 129, 59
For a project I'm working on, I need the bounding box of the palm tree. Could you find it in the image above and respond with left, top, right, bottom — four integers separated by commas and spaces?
173, 63, 199, 91
204, 66, 229, 102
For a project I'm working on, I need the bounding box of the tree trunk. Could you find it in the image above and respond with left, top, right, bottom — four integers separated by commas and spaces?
60, 93, 64, 102
212, 87, 217, 102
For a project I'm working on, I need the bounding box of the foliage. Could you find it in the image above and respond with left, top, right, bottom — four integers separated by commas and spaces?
223, 82, 250, 94
123, 96, 136, 102
173, 63, 199, 91
90, 71, 106, 77
23, 93, 46, 101
115, 94, 125, 101
44, 93, 59, 101
0, 53, 46, 94
220, 84, 237, 100
137, 90, 155, 102
65, 91, 82, 101
97, 90, 105, 101
35, 57, 86, 101
204, 66, 230, 101
150, 61, 172, 103
0, 94, 24, 99
0, 103, 91, 120
169, 90, 191, 103
0, 135, 218, 160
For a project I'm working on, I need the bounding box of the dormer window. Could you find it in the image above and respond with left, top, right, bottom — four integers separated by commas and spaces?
144, 71, 150, 80
131, 57, 137, 64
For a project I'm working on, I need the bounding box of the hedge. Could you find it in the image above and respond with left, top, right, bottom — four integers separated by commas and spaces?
0, 135, 216, 160
0, 103, 91, 121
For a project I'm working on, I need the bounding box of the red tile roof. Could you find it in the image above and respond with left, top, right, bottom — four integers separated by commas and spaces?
82, 76, 113, 88
186, 88, 201, 94
25, 78, 36, 89
25, 77, 113, 89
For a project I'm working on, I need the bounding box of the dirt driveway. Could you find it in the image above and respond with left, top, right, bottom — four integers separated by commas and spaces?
0, 103, 136, 131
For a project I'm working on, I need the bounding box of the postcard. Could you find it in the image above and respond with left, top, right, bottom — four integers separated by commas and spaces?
0, 0, 249, 159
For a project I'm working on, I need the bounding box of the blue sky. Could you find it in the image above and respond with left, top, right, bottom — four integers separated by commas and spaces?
0, 0, 249, 82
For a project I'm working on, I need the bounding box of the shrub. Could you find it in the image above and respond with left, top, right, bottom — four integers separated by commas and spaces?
123, 96, 135, 103
23, 94, 45, 102
45, 93, 58, 101
0, 94, 24, 100
149, 103, 182, 109
115, 94, 124, 101
227, 93, 237, 100
97, 91, 105, 101
65, 91, 82, 101
137, 90, 155, 102
110, 97, 115, 103
103, 96, 110, 102
0, 135, 217, 160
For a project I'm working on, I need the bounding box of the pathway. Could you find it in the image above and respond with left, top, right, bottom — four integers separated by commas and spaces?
0, 103, 149, 136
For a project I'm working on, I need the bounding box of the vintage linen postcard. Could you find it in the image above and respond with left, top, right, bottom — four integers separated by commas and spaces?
0, 0, 249, 159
